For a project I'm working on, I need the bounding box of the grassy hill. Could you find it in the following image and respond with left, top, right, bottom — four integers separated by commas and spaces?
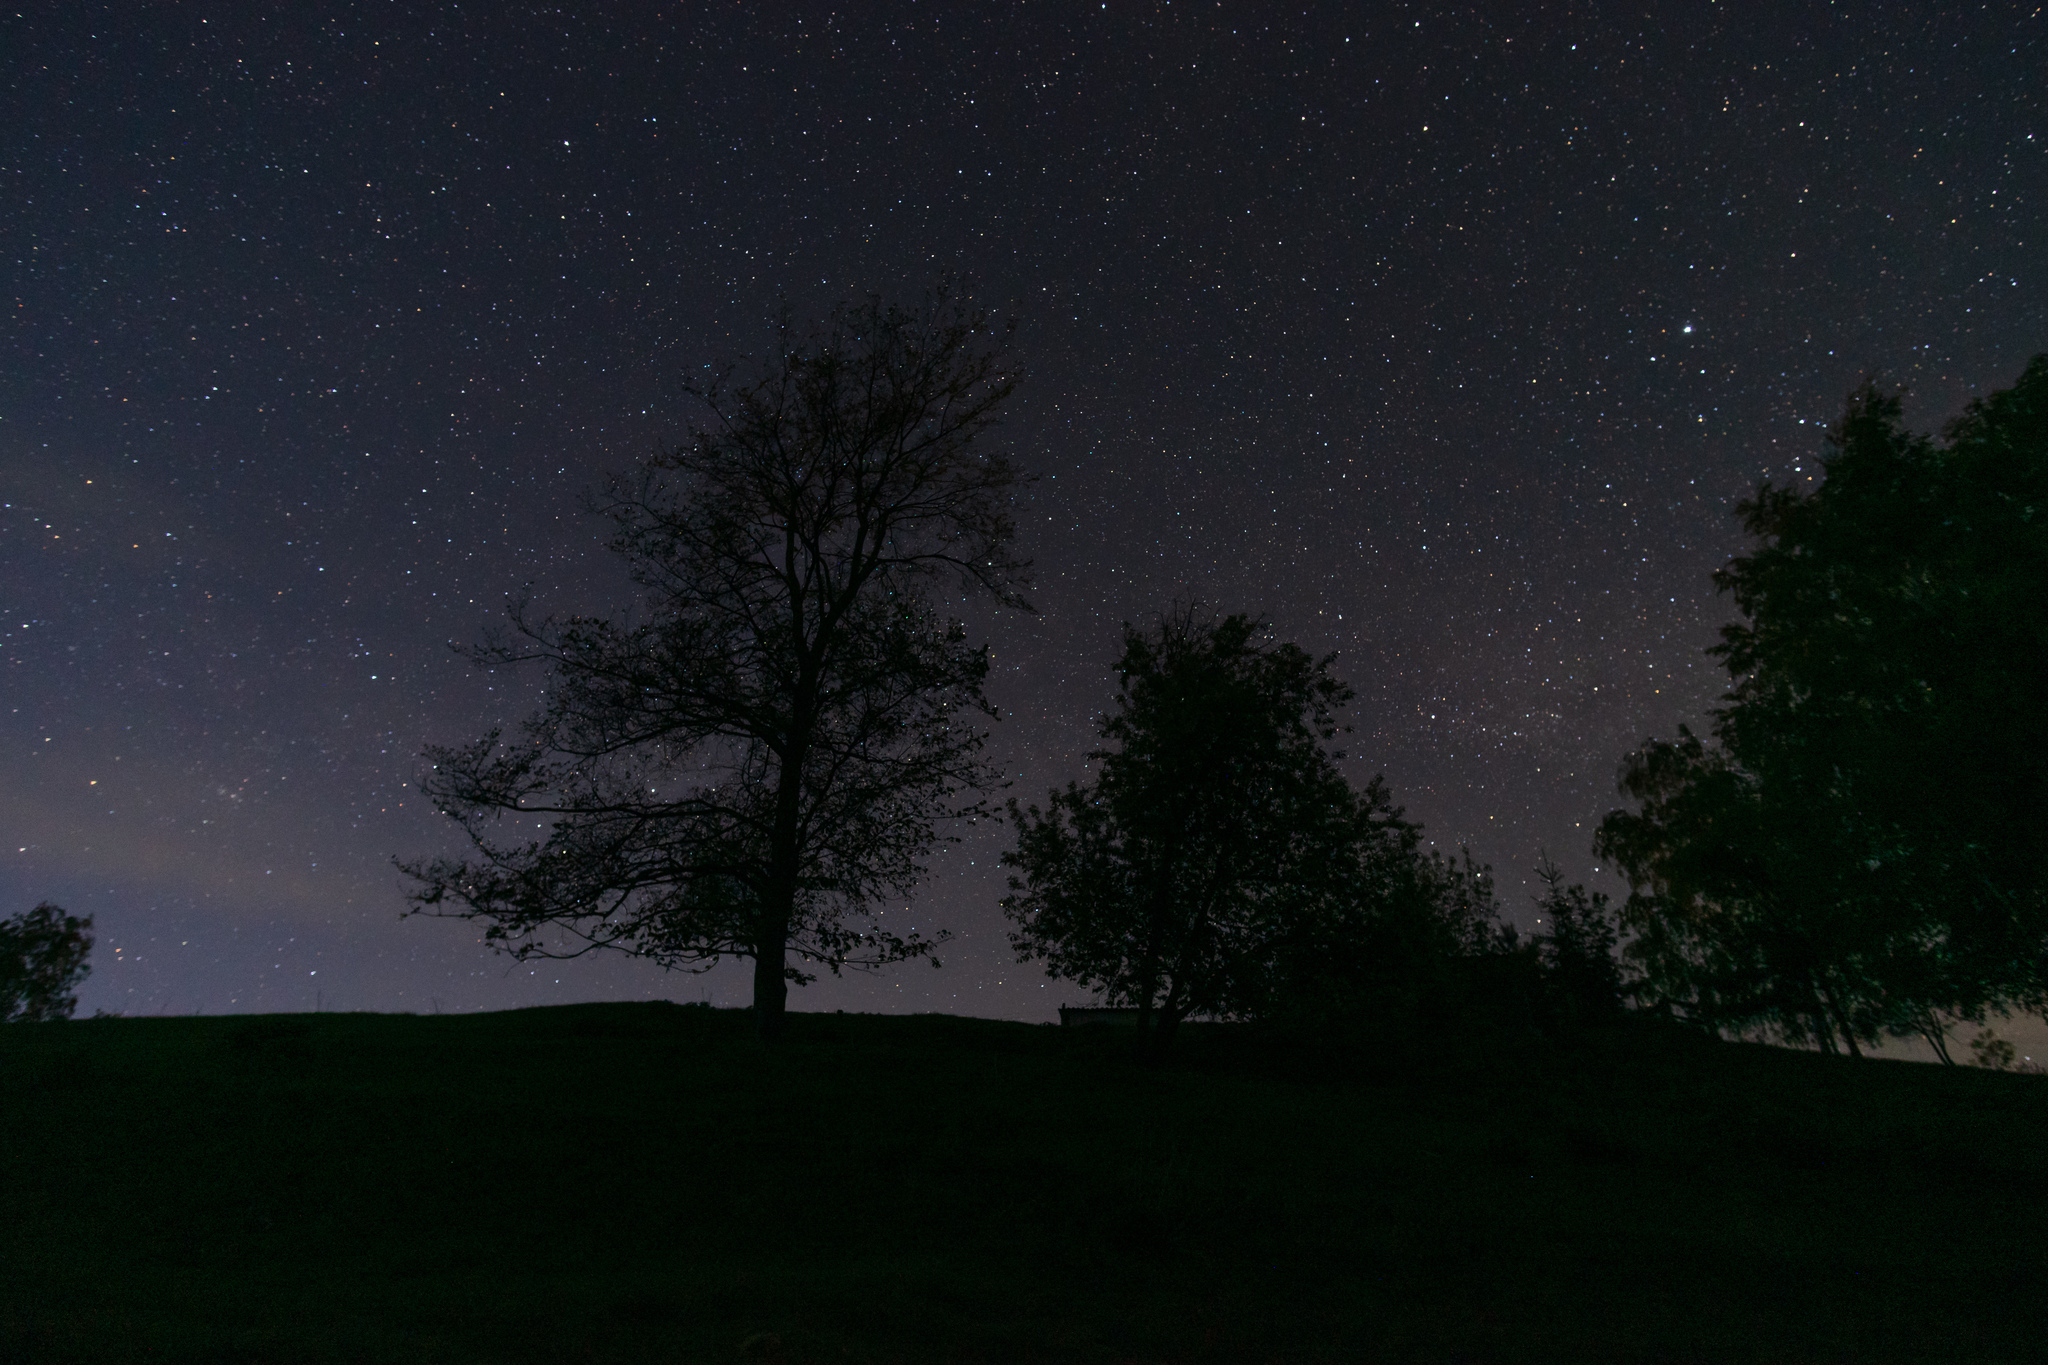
1, 1004, 2041, 1364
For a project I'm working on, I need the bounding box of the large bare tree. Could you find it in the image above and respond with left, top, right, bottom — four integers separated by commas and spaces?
400, 294, 1032, 1037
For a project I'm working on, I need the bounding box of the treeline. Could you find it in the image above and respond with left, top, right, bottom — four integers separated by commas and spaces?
385, 291, 2045, 1060
1005, 357, 2048, 1063
13, 300, 2037, 1056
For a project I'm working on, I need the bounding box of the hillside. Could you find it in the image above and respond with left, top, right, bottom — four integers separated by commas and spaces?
2, 1005, 2040, 1364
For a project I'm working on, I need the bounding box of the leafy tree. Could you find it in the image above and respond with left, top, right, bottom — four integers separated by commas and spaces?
1002, 610, 1454, 1055
1717, 366, 2048, 1018
1598, 356, 2048, 1051
401, 294, 1031, 1039
0, 903, 94, 1023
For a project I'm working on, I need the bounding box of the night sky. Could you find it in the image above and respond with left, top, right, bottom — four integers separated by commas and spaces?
7, 3, 2042, 1023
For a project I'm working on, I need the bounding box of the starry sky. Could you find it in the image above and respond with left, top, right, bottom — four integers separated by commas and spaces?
6, 2, 2042, 1022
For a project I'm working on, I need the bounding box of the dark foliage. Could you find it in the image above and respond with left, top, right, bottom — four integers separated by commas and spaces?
1334, 844, 1528, 1034
1003, 610, 1513, 1055
400, 292, 1031, 1037
0, 902, 93, 1023
1531, 856, 1625, 1021
1597, 355, 2048, 1053
1596, 724, 1897, 1053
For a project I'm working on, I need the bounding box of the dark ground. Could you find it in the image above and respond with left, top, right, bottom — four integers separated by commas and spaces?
1, 1004, 2040, 1364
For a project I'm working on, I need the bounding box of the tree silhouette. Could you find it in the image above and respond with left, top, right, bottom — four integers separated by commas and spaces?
0, 903, 93, 1023
1598, 356, 2048, 1050
1530, 856, 1624, 1020
401, 294, 1031, 1039
1599, 718, 1917, 1056
1719, 359, 2048, 1014
1002, 610, 1436, 1056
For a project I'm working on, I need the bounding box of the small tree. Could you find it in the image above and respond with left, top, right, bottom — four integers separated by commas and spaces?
401, 293, 1032, 1039
1531, 856, 1624, 1020
1002, 610, 1412, 1056
1412, 846, 1513, 960
0, 903, 94, 1022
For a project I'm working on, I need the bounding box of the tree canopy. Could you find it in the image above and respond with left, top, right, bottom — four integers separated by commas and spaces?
0, 903, 93, 1023
401, 293, 1031, 1038
1531, 856, 1625, 1021
1002, 610, 1501, 1054
1598, 355, 2048, 1054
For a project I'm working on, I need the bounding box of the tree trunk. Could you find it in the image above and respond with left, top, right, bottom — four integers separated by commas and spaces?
1148, 1001, 1185, 1065
753, 928, 788, 1041
1819, 979, 1863, 1059
1808, 1005, 1838, 1055
1920, 1022, 1955, 1065
1133, 973, 1157, 1040
753, 630, 821, 1043
757, 736, 807, 1042
1132, 853, 1180, 1041
1800, 975, 1839, 1055
1144, 974, 1191, 1065
756, 839, 797, 1040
